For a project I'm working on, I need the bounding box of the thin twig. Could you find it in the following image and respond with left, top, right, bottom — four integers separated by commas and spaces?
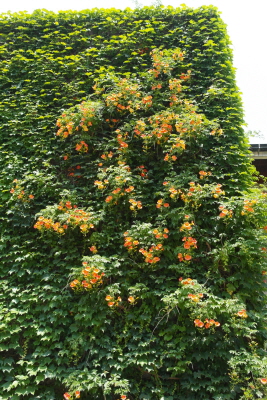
150, 308, 170, 341
102, 386, 107, 400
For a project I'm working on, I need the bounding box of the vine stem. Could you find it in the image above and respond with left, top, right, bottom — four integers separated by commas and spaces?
102, 387, 107, 400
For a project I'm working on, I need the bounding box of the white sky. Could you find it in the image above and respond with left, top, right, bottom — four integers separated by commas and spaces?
1, 0, 266, 143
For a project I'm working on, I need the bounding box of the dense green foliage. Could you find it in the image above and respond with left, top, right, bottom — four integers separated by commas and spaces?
0, 6, 267, 400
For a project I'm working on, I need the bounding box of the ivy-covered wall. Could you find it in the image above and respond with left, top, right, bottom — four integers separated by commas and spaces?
1, 6, 266, 400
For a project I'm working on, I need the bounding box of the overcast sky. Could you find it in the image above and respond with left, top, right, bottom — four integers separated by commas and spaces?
1, 0, 266, 143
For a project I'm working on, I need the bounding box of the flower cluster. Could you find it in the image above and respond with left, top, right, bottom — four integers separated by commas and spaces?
156, 199, 170, 209
194, 318, 220, 328
171, 137, 186, 151
123, 236, 140, 250
134, 120, 147, 137
177, 253, 192, 262
56, 114, 75, 138
164, 153, 177, 162
136, 112, 181, 149
182, 236, 197, 249
105, 294, 136, 308
139, 246, 161, 264
104, 181, 135, 205
210, 128, 223, 136
133, 109, 186, 153
212, 184, 225, 198
151, 83, 162, 90
100, 151, 114, 160
97, 167, 137, 207
65, 208, 95, 234
34, 217, 67, 234
105, 195, 113, 203
105, 78, 142, 113
177, 112, 204, 135
137, 165, 148, 178
56, 100, 101, 138
112, 188, 122, 195
70, 262, 105, 291
135, 111, 186, 146
180, 182, 203, 206
236, 309, 248, 318
58, 201, 77, 211
188, 182, 199, 194
148, 112, 173, 142
164, 183, 180, 199
89, 245, 98, 254
10, 180, 34, 202
153, 228, 169, 239
128, 296, 136, 304
94, 179, 109, 189
123, 226, 168, 264
105, 295, 122, 307
115, 130, 129, 151
148, 48, 183, 77
180, 221, 194, 231
188, 293, 203, 302
218, 205, 233, 219
152, 124, 172, 142
142, 95, 153, 107
180, 70, 191, 80
129, 198, 142, 211
199, 170, 212, 179
63, 391, 80, 399
169, 186, 181, 199
169, 78, 182, 92
75, 140, 88, 153
241, 199, 257, 215
125, 185, 134, 193
169, 93, 179, 107
178, 235, 197, 262
179, 278, 194, 285
34, 202, 96, 235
